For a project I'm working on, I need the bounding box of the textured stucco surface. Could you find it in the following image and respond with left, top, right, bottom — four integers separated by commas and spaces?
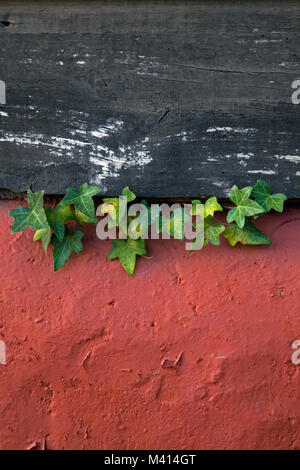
0, 199, 300, 450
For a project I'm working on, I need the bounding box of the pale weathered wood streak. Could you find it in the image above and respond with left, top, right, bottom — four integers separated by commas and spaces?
0, 1, 300, 197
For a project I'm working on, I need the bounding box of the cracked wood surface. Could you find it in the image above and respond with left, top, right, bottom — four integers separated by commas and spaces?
0, 0, 300, 197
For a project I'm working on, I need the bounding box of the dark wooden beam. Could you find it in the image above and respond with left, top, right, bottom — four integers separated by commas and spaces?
0, 1, 300, 197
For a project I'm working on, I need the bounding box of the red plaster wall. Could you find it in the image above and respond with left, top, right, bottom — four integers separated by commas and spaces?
1, 199, 300, 450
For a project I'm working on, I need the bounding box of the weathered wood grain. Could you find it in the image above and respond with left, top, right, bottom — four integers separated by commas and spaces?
0, 1, 300, 197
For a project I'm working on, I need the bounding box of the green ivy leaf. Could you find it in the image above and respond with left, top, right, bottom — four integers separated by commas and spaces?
227, 185, 264, 228
102, 186, 136, 228
204, 216, 225, 246
223, 218, 270, 247
52, 230, 84, 272
58, 183, 100, 221
251, 180, 287, 215
192, 197, 223, 217
108, 238, 147, 275
121, 186, 136, 203
158, 208, 192, 241
9, 189, 49, 233
74, 208, 98, 225
45, 205, 75, 240
33, 226, 52, 252
204, 197, 223, 217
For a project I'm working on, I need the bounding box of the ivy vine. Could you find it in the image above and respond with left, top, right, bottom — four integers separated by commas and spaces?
9, 180, 287, 275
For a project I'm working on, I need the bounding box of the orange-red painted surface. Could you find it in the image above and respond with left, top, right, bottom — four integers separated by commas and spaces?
1, 199, 300, 450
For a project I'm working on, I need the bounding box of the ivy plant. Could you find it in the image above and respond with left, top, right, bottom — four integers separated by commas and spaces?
9, 179, 287, 276
226, 185, 264, 228
104, 186, 149, 274
9, 183, 101, 272
108, 238, 147, 276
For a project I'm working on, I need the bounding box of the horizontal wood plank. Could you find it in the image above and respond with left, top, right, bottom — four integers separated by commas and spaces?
0, 1, 300, 197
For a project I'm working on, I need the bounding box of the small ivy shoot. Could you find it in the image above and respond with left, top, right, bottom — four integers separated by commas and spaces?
52, 229, 84, 272
108, 238, 147, 276
227, 185, 264, 228
9, 189, 49, 233
58, 183, 100, 222
251, 179, 287, 215
224, 217, 271, 246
